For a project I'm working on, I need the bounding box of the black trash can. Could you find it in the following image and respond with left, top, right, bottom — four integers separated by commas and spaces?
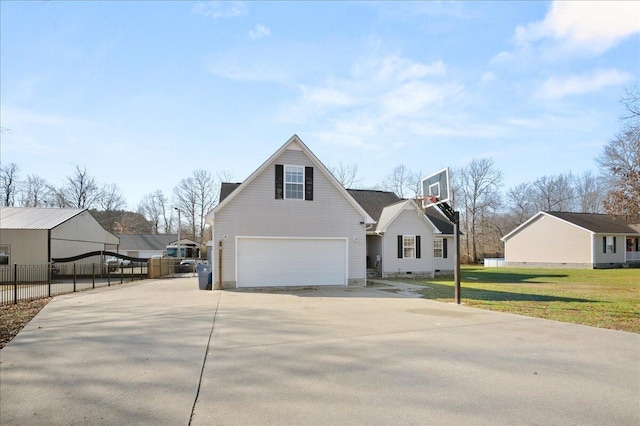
196, 264, 212, 290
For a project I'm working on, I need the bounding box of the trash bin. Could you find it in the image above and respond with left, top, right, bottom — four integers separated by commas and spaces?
196, 263, 212, 290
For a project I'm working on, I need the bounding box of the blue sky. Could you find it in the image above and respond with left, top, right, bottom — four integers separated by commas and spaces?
2, 1, 639, 209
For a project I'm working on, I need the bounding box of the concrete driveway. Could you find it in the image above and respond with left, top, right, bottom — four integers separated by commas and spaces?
1, 278, 638, 425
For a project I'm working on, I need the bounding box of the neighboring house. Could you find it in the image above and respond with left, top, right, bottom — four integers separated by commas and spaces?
347, 189, 456, 277
205, 135, 375, 288
0, 207, 119, 265
105, 234, 179, 258
502, 211, 640, 268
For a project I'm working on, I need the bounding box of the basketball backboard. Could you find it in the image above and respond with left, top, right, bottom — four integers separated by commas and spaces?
421, 167, 450, 208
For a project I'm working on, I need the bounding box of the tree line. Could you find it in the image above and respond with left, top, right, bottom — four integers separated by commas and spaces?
2, 89, 637, 261
0, 162, 232, 243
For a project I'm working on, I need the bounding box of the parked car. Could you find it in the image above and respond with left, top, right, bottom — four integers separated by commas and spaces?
179, 259, 197, 272
105, 256, 120, 272
105, 256, 132, 272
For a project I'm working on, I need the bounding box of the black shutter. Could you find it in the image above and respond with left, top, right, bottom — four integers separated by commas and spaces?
443, 238, 448, 258
305, 167, 313, 201
613, 236, 617, 254
416, 236, 421, 259
603, 237, 606, 253
397, 235, 403, 258
275, 164, 283, 199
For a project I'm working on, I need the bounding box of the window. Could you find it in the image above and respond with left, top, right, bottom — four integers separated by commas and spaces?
434, 238, 443, 258
604, 236, 617, 254
0, 245, 9, 265
403, 236, 416, 259
397, 235, 421, 259
285, 165, 304, 199
276, 164, 313, 200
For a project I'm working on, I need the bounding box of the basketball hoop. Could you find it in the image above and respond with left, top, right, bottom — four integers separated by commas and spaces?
428, 196, 438, 204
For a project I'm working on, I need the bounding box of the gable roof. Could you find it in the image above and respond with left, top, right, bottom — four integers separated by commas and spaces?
375, 199, 440, 234
206, 135, 374, 224
115, 234, 178, 251
347, 189, 454, 234
502, 211, 640, 241
0, 207, 85, 230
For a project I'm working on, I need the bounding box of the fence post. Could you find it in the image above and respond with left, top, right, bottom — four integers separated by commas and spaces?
13, 263, 18, 304
73, 263, 77, 292
120, 263, 124, 285
108, 267, 111, 287
48, 263, 52, 298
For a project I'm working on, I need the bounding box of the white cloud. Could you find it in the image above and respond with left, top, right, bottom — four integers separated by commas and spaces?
192, 1, 247, 19
515, 1, 640, 54
249, 24, 271, 40
480, 71, 496, 85
301, 86, 357, 107
535, 69, 634, 100
375, 56, 447, 83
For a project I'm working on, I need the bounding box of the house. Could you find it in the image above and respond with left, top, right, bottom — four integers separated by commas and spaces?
502, 211, 640, 268
105, 234, 179, 258
206, 135, 458, 289
205, 135, 375, 288
347, 189, 457, 277
0, 207, 119, 265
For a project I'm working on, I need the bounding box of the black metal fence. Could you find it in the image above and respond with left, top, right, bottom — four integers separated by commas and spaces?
0, 262, 146, 306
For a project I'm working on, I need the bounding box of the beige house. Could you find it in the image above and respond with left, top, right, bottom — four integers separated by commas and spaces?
502, 211, 640, 268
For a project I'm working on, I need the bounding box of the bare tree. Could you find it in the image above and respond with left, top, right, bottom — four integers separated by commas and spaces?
573, 171, 606, 213
58, 165, 101, 209
531, 173, 575, 212
21, 174, 52, 207
173, 169, 219, 242
455, 158, 503, 263
95, 184, 127, 232
329, 162, 362, 188
506, 182, 536, 225
97, 183, 127, 211
380, 164, 421, 198
1, 163, 20, 206
597, 87, 640, 221
138, 190, 170, 234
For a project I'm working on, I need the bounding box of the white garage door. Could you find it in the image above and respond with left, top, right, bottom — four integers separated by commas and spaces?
236, 237, 347, 288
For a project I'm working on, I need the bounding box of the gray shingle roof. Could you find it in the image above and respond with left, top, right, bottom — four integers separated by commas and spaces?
347, 189, 454, 234
115, 234, 179, 251
0, 207, 84, 229
546, 212, 639, 234
346, 189, 402, 222
220, 182, 242, 203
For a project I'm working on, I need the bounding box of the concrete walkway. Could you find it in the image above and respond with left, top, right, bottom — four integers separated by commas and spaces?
1, 278, 639, 425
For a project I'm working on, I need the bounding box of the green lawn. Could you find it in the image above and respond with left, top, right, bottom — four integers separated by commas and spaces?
405, 266, 640, 333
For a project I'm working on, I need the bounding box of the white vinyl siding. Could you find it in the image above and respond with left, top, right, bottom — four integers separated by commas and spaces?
237, 237, 347, 287
381, 208, 434, 277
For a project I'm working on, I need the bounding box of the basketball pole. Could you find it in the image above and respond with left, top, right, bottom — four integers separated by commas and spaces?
453, 211, 461, 305
436, 202, 461, 304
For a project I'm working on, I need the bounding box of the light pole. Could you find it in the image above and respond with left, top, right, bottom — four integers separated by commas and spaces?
174, 207, 181, 259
